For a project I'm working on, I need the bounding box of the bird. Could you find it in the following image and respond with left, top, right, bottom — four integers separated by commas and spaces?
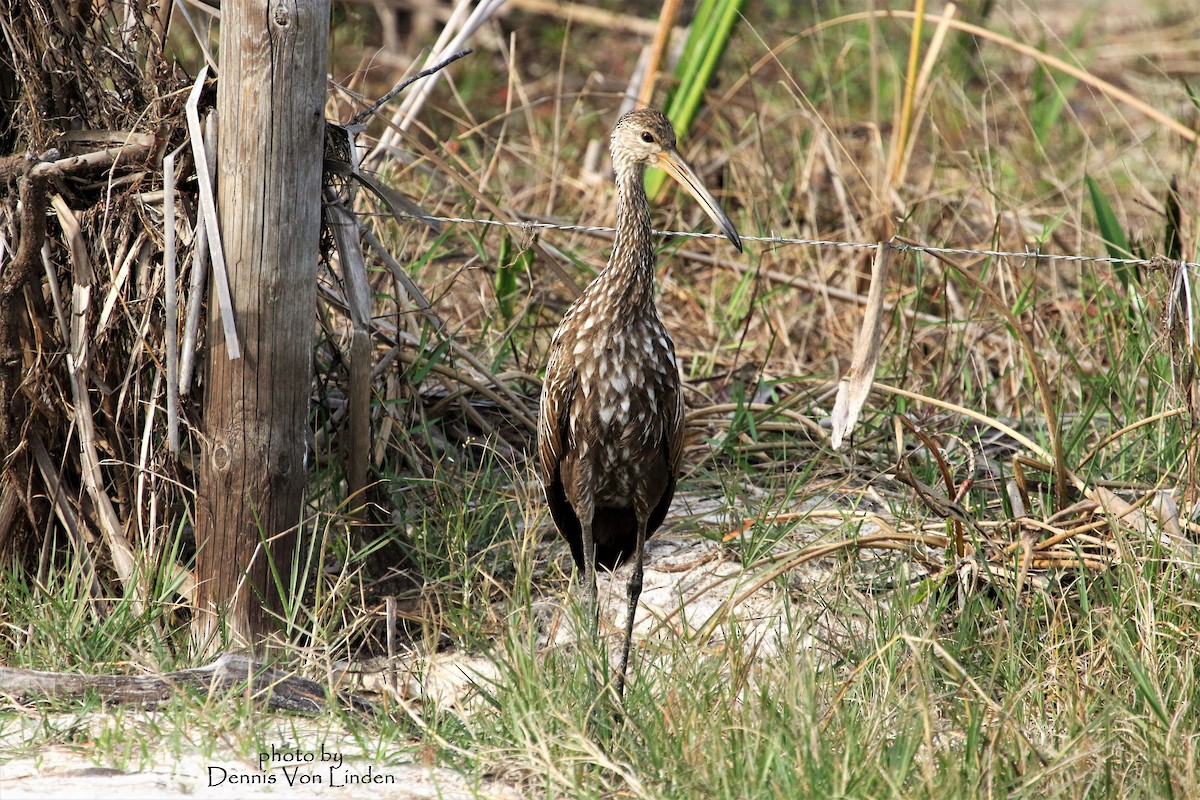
537, 108, 742, 696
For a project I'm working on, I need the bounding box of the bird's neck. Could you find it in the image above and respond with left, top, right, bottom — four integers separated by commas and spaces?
597, 163, 656, 309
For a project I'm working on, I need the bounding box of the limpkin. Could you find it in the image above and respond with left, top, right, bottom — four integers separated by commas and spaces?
537, 108, 743, 695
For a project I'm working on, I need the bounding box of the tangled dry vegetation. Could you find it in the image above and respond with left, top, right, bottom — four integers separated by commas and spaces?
0, 1, 189, 585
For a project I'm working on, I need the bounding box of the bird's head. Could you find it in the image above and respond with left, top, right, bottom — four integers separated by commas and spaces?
611, 108, 679, 167
611, 108, 743, 253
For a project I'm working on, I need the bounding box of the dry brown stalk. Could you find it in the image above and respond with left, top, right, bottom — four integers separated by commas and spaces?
326, 200, 375, 519
53, 194, 141, 600
636, 0, 683, 107
830, 239, 894, 448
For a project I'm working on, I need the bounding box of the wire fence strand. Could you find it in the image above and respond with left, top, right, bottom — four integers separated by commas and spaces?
378, 211, 1200, 270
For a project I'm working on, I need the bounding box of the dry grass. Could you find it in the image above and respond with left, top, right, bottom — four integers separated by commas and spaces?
3, 0, 1200, 797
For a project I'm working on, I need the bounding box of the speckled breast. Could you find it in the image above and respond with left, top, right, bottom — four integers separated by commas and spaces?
567, 312, 679, 504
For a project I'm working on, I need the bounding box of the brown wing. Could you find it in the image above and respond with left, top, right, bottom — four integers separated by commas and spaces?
536, 341, 574, 489
537, 340, 588, 568
663, 361, 684, 477
644, 356, 684, 537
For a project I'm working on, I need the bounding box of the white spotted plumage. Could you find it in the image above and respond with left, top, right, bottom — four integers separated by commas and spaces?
535, 108, 742, 697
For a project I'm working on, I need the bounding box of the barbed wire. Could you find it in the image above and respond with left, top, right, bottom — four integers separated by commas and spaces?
379, 210, 1200, 270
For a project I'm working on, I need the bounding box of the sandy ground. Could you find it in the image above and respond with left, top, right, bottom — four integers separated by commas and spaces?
0, 753, 514, 800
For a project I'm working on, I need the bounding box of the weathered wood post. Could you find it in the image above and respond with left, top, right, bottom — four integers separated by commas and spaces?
193, 0, 330, 650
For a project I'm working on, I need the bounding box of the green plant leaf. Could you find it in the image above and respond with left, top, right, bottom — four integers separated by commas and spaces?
1085, 174, 1135, 290
646, 0, 746, 199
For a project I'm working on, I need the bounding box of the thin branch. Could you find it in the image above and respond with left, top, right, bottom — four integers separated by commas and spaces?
350, 48, 473, 127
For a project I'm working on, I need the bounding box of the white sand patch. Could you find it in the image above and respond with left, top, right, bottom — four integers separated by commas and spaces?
0, 752, 507, 800
0, 717, 517, 800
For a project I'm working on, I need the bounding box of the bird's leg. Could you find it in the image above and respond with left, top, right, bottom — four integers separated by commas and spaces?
580, 516, 598, 628
572, 466, 599, 628
580, 516, 608, 701
616, 510, 648, 699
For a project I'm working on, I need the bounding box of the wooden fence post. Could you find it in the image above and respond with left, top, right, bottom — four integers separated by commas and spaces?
194, 0, 329, 651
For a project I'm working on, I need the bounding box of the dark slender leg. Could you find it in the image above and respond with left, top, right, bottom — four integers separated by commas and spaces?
581, 517, 598, 626
616, 513, 647, 698
576, 514, 607, 698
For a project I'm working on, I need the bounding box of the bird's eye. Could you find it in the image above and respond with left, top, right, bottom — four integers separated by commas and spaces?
640, 131, 654, 143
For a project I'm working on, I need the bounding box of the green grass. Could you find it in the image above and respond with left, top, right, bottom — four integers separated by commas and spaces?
5, 461, 1200, 796
447, 531, 1200, 798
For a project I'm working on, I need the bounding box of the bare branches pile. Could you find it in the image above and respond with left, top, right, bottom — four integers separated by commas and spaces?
0, 1, 194, 602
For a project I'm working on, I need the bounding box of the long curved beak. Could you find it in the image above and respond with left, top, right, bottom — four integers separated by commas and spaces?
655, 149, 743, 253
